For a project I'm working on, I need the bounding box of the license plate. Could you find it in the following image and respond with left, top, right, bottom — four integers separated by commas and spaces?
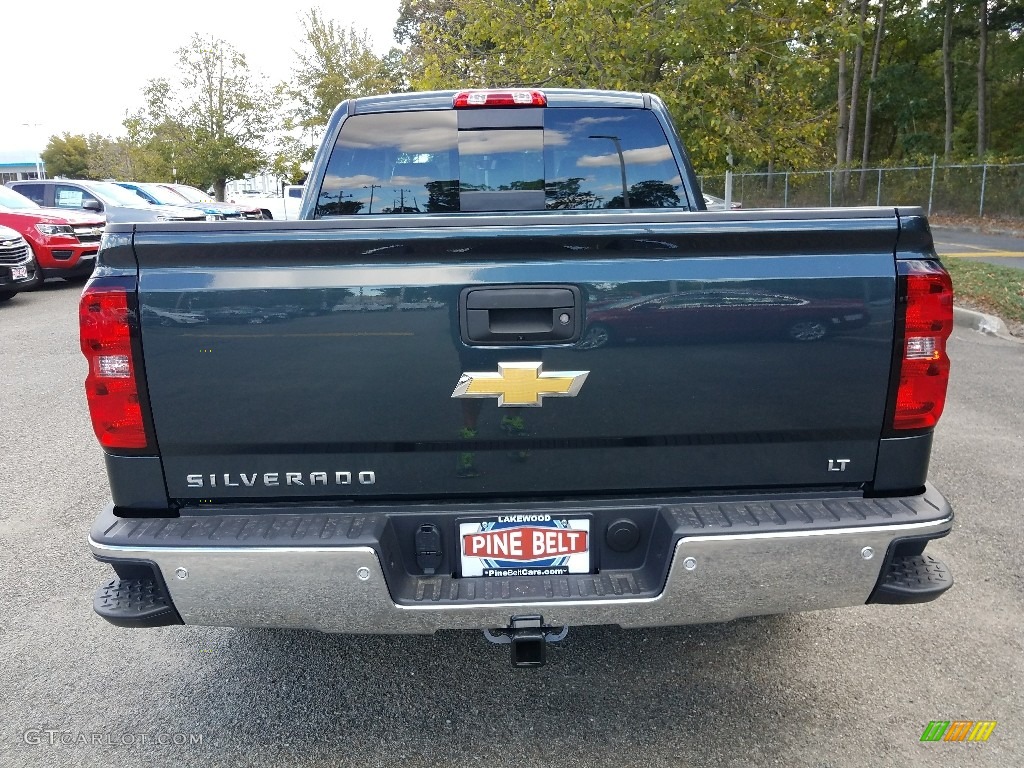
11, 265, 27, 280
460, 516, 590, 577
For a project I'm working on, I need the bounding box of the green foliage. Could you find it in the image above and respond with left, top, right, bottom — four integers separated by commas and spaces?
399, 0, 840, 172
843, 0, 1024, 165
395, 0, 467, 85
40, 133, 162, 182
84, 135, 136, 181
281, 10, 402, 134
273, 8, 408, 185
394, 0, 1024, 174
943, 256, 1024, 325
120, 115, 174, 182
127, 35, 277, 199
986, 18, 1024, 157
270, 135, 309, 184
40, 134, 91, 178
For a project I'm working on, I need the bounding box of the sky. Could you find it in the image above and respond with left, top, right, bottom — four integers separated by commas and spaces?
0, 0, 402, 156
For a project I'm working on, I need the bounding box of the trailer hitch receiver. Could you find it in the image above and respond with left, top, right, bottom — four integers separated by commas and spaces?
483, 615, 569, 668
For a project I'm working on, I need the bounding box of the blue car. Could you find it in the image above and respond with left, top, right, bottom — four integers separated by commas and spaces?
115, 182, 248, 220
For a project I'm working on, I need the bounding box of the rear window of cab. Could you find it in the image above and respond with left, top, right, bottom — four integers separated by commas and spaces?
314, 108, 689, 217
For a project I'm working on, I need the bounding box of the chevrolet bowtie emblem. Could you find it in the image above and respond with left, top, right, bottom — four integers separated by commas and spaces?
451, 362, 589, 407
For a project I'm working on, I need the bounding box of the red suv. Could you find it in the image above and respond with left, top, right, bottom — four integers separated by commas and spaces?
0, 185, 104, 282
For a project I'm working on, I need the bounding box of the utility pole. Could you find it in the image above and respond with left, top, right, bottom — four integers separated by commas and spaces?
363, 184, 381, 214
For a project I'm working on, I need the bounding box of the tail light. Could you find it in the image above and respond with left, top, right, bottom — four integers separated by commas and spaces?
80, 283, 152, 450
891, 260, 953, 431
454, 89, 547, 108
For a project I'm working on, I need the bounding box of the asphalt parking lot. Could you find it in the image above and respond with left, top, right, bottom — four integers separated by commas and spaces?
1, 281, 1021, 768
933, 227, 1024, 270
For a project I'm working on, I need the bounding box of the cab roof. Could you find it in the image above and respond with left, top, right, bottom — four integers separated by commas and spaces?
351, 88, 648, 114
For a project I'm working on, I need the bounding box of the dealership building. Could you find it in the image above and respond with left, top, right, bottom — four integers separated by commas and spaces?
0, 150, 46, 184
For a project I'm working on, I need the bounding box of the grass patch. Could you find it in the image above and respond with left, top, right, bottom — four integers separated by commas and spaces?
943, 257, 1024, 325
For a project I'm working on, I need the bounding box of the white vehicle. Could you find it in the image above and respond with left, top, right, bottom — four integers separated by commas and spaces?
227, 185, 305, 220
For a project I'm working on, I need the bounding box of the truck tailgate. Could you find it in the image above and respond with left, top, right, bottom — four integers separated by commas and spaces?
133, 210, 898, 502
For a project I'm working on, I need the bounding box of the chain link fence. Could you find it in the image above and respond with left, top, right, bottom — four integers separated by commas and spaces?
699, 160, 1024, 218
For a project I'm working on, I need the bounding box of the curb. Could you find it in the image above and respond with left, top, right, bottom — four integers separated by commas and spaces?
953, 305, 1018, 341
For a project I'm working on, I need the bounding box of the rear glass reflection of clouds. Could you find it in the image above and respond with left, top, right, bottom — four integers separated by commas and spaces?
390, 175, 437, 186
336, 112, 457, 153
459, 129, 543, 156
574, 116, 629, 128
577, 144, 675, 168
321, 174, 381, 188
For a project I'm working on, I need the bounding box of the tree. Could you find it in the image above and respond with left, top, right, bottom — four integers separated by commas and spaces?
40, 131, 168, 182
269, 135, 308, 185
395, 0, 473, 87
845, 0, 869, 168
128, 35, 276, 200
942, 0, 956, 158
281, 9, 404, 139
836, 44, 849, 167
860, 0, 888, 194
424, 180, 460, 212
40, 134, 91, 178
608, 181, 681, 209
831, 1, 945, 163
978, 0, 988, 156
121, 113, 175, 182
274, 9, 405, 177
85, 135, 139, 181
986, 0, 1024, 155
391, 0, 1024, 171
546, 178, 599, 210
401, 0, 838, 173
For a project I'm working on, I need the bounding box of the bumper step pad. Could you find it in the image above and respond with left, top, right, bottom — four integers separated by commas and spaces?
94, 577, 183, 628
869, 554, 953, 605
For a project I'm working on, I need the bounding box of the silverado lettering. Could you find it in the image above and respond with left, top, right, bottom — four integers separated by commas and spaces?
185, 472, 376, 488
82, 88, 954, 668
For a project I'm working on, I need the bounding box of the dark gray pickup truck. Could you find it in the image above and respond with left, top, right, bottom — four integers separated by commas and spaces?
83, 89, 954, 666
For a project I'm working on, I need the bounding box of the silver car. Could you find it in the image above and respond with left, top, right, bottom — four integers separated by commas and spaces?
6, 179, 206, 224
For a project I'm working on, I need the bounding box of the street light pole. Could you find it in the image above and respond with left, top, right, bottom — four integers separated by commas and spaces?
589, 135, 629, 208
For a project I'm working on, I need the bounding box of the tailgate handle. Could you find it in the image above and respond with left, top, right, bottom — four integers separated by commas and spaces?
460, 286, 582, 345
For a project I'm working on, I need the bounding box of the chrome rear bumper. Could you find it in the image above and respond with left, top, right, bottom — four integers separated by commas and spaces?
90, 514, 952, 633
